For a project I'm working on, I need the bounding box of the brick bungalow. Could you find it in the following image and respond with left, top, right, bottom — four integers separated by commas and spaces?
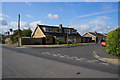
82, 31, 106, 42
32, 24, 81, 44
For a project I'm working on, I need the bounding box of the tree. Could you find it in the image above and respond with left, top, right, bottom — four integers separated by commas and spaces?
22, 28, 32, 37
106, 27, 120, 56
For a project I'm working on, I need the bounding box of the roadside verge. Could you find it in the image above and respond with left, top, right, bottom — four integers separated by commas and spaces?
92, 51, 119, 66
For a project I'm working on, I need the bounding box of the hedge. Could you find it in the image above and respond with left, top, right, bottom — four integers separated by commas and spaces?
106, 27, 120, 56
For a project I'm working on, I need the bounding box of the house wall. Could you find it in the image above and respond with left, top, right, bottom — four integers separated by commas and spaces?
46, 36, 54, 44
83, 33, 96, 41
32, 27, 45, 38
76, 37, 81, 43
52, 28, 56, 32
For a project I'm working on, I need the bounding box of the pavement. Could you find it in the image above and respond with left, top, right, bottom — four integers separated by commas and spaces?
92, 46, 119, 66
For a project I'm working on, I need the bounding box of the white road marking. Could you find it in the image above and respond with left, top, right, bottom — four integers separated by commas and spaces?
80, 58, 87, 61
71, 56, 78, 59
39, 52, 108, 65
59, 55, 65, 58
56, 54, 62, 56
93, 60, 99, 62
66, 56, 72, 59
41, 52, 46, 54
46, 52, 50, 54
100, 62, 109, 65
87, 60, 95, 63
52, 54, 58, 56
64, 55, 69, 57
75, 59, 82, 61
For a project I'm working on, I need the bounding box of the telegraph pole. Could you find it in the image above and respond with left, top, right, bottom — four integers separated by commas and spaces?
67, 26, 69, 45
18, 14, 20, 47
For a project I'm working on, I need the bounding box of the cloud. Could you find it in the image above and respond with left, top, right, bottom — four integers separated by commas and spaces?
0, 18, 7, 26
25, 2, 31, 5
26, 14, 33, 18
71, 16, 114, 35
30, 21, 45, 31
77, 9, 117, 18
0, 13, 9, 19
48, 14, 59, 19
0, 19, 45, 34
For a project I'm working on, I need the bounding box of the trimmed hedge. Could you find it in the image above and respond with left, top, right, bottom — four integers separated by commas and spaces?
106, 27, 120, 56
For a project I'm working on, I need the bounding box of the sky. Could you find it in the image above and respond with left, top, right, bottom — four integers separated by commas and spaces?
0, 2, 118, 35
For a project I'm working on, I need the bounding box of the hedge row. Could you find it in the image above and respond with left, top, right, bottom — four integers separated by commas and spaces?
106, 27, 120, 56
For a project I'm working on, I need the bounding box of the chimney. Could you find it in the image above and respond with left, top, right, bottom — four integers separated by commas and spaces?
59, 24, 62, 29
94, 31, 97, 34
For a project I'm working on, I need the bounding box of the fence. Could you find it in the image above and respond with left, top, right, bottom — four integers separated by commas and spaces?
21, 37, 43, 45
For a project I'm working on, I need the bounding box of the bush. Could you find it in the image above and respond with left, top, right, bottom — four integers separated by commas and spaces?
56, 40, 63, 45
11, 36, 18, 43
106, 27, 120, 56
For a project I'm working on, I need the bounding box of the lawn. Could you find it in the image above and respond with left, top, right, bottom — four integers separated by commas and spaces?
56, 42, 96, 46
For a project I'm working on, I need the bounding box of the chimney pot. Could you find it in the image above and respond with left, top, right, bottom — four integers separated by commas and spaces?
59, 24, 62, 29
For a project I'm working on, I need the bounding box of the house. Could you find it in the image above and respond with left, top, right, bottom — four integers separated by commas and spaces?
10, 29, 22, 38
0, 33, 5, 43
4, 29, 22, 44
32, 24, 81, 44
82, 31, 106, 42
81, 36, 92, 43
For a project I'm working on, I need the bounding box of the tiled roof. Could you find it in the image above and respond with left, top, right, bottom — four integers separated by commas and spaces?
45, 32, 80, 37
89, 32, 105, 37
38, 25, 74, 29
37, 25, 81, 37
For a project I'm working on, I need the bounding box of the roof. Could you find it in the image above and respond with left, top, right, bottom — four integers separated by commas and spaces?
88, 32, 105, 37
37, 25, 81, 37
38, 25, 74, 30
44, 32, 80, 37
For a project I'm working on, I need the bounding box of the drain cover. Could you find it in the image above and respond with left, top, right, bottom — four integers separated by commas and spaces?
76, 72, 81, 75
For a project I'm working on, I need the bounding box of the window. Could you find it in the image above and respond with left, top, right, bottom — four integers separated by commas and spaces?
46, 28, 52, 32
64, 29, 71, 33
72, 30, 77, 33
64, 29, 67, 33
56, 28, 61, 33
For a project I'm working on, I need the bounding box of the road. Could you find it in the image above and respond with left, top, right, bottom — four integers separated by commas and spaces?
2, 44, 119, 78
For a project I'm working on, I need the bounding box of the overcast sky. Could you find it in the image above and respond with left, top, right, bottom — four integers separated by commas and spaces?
0, 2, 118, 35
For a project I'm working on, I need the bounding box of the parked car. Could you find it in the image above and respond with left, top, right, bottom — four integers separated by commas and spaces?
101, 41, 106, 47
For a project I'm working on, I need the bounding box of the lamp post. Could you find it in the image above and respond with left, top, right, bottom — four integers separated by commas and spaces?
18, 14, 20, 47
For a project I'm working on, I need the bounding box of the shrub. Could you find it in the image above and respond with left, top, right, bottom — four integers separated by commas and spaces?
56, 40, 63, 45
11, 36, 18, 43
106, 27, 120, 56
